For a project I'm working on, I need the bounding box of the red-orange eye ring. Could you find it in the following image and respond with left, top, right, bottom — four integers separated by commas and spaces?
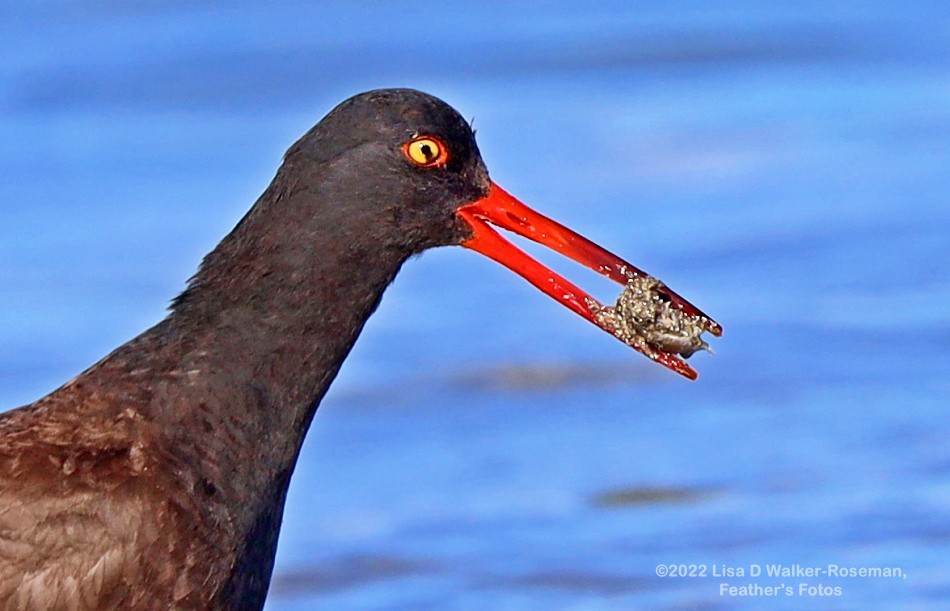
403, 135, 449, 168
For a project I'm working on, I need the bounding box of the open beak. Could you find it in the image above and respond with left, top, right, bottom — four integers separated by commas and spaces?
457, 182, 722, 380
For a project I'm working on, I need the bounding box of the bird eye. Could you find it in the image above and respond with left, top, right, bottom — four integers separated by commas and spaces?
403, 136, 449, 167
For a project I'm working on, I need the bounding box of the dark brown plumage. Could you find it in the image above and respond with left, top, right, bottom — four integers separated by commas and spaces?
0, 89, 489, 609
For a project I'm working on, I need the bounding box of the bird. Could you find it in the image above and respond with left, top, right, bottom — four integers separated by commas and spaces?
0, 89, 721, 609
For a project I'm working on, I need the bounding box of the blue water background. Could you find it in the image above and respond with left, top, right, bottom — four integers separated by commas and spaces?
1, 2, 948, 608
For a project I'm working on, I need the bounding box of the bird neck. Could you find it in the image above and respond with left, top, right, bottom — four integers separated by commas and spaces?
162, 192, 407, 500
82, 177, 410, 573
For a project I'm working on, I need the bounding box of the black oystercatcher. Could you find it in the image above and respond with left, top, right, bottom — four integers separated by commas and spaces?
0, 89, 720, 609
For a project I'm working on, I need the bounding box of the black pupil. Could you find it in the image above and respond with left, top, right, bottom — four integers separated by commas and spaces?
420, 144, 434, 160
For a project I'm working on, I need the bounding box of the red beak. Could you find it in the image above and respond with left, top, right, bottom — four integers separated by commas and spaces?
457, 182, 722, 380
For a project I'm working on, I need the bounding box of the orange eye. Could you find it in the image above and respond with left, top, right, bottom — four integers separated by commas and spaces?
403, 136, 449, 167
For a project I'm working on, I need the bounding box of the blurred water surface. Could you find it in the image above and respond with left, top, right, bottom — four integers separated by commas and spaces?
1, 2, 948, 609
